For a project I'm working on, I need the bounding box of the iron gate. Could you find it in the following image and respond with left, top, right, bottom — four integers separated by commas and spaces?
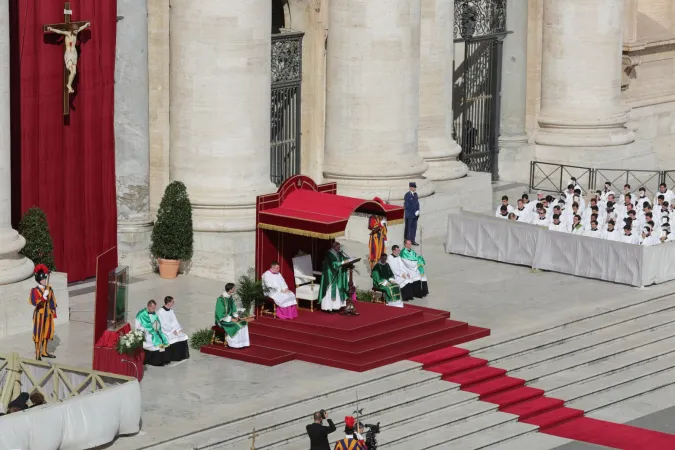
270, 31, 304, 186
452, 0, 507, 180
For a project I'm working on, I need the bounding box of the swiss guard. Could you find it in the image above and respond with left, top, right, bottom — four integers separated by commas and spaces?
29, 264, 57, 360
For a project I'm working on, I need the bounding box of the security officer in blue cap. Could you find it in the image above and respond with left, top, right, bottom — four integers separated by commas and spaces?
404, 182, 420, 245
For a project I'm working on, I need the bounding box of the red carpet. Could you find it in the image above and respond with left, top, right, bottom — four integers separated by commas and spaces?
201, 302, 489, 372
409, 347, 675, 449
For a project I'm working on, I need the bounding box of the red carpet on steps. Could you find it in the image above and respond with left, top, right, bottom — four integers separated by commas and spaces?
409, 347, 675, 449
201, 302, 489, 372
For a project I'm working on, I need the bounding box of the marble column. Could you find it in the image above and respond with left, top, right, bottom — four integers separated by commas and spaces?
417, 0, 467, 181
170, 0, 274, 278
115, 0, 153, 274
148, 0, 170, 217
536, 0, 634, 166
498, 0, 532, 183
0, 1, 32, 285
324, 0, 434, 200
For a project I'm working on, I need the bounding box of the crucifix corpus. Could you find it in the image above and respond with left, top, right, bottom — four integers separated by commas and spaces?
43, 2, 90, 115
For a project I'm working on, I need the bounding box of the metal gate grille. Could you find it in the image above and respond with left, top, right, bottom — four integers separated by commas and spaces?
452, 0, 507, 180
270, 31, 304, 186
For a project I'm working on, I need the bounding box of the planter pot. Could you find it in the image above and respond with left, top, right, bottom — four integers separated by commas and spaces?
158, 258, 180, 279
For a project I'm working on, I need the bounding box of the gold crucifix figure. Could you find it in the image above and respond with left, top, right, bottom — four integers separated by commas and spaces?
43, 2, 90, 115
249, 427, 258, 449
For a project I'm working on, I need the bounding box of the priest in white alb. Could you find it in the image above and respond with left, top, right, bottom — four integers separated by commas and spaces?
156, 296, 190, 362
262, 261, 299, 320
388, 245, 421, 301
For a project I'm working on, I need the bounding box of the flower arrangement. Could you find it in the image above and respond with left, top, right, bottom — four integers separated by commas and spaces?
116, 329, 145, 355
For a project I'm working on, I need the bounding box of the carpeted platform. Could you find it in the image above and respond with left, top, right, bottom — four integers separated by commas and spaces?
410, 347, 675, 449
201, 302, 489, 372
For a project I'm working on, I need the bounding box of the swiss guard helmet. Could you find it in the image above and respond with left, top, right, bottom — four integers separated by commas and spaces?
34, 264, 50, 283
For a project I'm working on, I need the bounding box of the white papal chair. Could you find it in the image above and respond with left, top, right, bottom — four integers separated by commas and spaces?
292, 253, 322, 311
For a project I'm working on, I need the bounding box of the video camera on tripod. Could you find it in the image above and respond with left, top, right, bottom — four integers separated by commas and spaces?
362, 422, 380, 450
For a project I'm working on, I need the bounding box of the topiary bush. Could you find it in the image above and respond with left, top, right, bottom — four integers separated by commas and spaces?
151, 181, 193, 262
189, 328, 214, 350
18, 207, 56, 271
236, 267, 271, 316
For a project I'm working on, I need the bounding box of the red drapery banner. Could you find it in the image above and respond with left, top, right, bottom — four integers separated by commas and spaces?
10, 0, 118, 282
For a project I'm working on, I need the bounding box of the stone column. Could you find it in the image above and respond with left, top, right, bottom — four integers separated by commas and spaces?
536, 0, 634, 166
115, 0, 153, 274
0, 1, 32, 285
417, 0, 467, 181
148, 0, 170, 217
170, 0, 274, 278
324, 0, 434, 200
498, 0, 532, 183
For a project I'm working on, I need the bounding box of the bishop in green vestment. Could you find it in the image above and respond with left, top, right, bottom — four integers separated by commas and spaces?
371, 254, 404, 307
136, 300, 170, 366
318, 241, 350, 312
214, 283, 250, 348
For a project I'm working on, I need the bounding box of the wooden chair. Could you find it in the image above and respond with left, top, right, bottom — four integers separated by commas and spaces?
293, 253, 322, 311
260, 297, 277, 318
211, 325, 225, 346
371, 289, 385, 304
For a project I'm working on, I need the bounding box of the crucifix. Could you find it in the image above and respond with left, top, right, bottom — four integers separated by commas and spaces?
249, 427, 258, 449
43, 2, 91, 115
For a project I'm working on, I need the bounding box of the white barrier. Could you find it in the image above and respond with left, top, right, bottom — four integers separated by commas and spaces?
446, 211, 675, 287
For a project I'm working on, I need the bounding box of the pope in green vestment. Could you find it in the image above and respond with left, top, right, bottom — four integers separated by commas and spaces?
401, 242, 426, 275
318, 242, 350, 310
136, 306, 169, 349
215, 294, 247, 338
371, 255, 403, 305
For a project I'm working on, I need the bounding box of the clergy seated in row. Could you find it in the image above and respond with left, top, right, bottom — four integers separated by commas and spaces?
400, 240, 429, 297
156, 296, 190, 362
215, 283, 250, 348
371, 253, 404, 308
135, 300, 170, 366
318, 241, 350, 312
262, 261, 298, 319
389, 245, 426, 300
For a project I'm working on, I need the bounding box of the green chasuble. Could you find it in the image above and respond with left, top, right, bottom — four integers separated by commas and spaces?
371, 262, 402, 303
215, 295, 247, 338
318, 249, 349, 303
400, 247, 426, 275
136, 309, 169, 347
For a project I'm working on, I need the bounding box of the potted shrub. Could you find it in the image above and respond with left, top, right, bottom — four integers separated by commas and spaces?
151, 181, 194, 279
18, 207, 56, 271
236, 267, 271, 319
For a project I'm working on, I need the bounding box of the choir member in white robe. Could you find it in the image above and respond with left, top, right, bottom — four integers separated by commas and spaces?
548, 214, 569, 232
622, 185, 635, 204
570, 215, 584, 235
514, 199, 530, 222
495, 195, 514, 218
660, 224, 675, 243
534, 210, 551, 227
521, 193, 532, 213
654, 183, 675, 207
496, 205, 510, 219
262, 262, 298, 320
620, 225, 639, 244
388, 246, 419, 301
603, 220, 621, 241
157, 296, 190, 362
641, 226, 661, 246
635, 187, 650, 210
528, 193, 545, 214
600, 183, 612, 202
583, 220, 603, 238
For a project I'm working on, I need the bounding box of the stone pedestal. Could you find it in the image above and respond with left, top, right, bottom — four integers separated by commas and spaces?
535, 0, 635, 167
323, 0, 435, 200
0, 0, 32, 286
498, 0, 533, 184
170, 0, 274, 280
115, 0, 153, 276
418, 0, 467, 181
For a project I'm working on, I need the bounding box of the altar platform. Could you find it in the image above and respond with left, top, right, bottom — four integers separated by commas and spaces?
200, 302, 489, 372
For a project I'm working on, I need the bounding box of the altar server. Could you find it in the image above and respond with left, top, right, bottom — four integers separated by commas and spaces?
388, 245, 418, 300
400, 240, 429, 297
318, 241, 349, 312
262, 261, 299, 320
29, 264, 57, 360
215, 283, 250, 348
136, 300, 170, 366
156, 296, 190, 362
371, 254, 404, 307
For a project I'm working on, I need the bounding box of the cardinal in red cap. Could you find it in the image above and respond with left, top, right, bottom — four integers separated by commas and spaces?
333, 416, 366, 450
29, 264, 57, 360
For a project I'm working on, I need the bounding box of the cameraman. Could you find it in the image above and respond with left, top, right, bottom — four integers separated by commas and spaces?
306, 410, 336, 450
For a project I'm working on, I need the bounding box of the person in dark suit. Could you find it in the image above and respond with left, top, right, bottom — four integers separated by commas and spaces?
404, 182, 420, 245
306, 410, 336, 450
